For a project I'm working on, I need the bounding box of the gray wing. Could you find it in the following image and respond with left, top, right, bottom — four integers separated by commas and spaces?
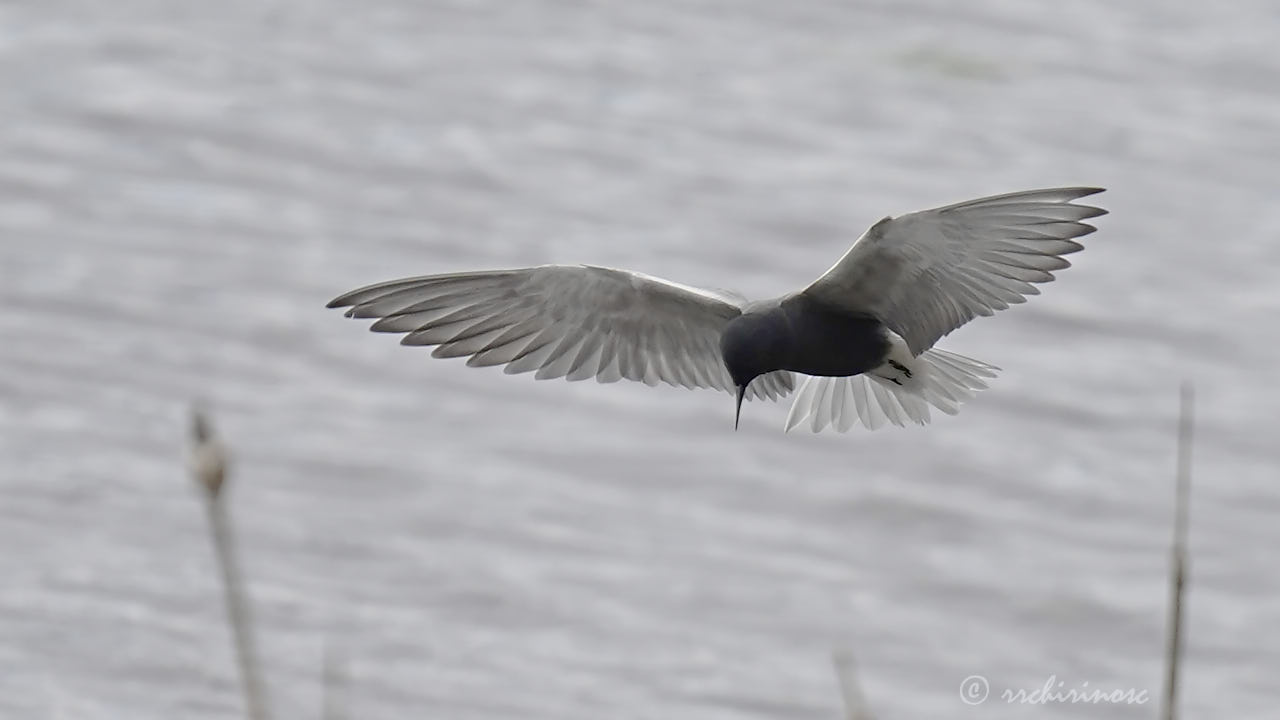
802, 187, 1107, 355
328, 264, 794, 401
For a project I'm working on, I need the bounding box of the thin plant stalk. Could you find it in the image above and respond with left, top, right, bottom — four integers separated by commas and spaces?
1160, 383, 1193, 720
191, 408, 272, 720
832, 650, 875, 720
322, 641, 347, 720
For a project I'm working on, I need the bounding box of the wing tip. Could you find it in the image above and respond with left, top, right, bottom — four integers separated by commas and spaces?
1046, 186, 1105, 203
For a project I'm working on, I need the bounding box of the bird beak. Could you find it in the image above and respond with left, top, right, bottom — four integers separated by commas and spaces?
734, 385, 746, 430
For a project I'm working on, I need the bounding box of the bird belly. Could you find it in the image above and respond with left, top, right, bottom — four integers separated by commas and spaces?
783, 314, 890, 378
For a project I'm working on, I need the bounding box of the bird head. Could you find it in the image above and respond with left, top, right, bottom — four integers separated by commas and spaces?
720, 314, 786, 430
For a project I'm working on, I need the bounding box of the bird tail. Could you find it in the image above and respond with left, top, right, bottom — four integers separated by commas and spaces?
783, 348, 999, 432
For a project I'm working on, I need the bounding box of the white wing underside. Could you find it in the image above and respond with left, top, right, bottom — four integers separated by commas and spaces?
328, 264, 794, 402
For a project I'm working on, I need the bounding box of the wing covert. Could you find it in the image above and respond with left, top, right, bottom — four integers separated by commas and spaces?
803, 187, 1106, 355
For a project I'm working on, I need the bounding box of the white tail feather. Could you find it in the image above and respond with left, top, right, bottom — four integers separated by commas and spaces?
784, 345, 999, 433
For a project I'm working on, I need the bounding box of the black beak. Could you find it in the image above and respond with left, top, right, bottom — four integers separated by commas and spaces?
734, 385, 746, 430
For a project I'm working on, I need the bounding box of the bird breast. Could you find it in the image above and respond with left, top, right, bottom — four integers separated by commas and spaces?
775, 296, 891, 378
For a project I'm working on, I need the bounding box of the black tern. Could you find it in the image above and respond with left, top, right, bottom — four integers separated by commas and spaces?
328, 187, 1106, 432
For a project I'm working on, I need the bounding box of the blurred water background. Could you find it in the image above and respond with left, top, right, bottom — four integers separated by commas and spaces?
2, 1, 1278, 718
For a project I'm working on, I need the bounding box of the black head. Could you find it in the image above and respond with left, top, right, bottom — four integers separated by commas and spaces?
720, 312, 790, 429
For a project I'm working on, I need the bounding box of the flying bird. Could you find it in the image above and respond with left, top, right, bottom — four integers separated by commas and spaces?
328, 187, 1106, 432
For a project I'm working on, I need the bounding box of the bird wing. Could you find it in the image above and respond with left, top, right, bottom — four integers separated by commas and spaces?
328, 264, 794, 401
801, 187, 1107, 355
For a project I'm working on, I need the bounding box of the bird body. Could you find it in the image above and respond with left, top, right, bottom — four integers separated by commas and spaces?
722, 294, 888, 383
329, 187, 1106, 432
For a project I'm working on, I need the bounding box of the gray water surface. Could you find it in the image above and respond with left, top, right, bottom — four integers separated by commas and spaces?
3, 1, 1279, 718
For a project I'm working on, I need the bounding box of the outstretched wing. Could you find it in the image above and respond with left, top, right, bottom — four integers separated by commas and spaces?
328, 264, 794, 401
802, 187, 1107, 355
